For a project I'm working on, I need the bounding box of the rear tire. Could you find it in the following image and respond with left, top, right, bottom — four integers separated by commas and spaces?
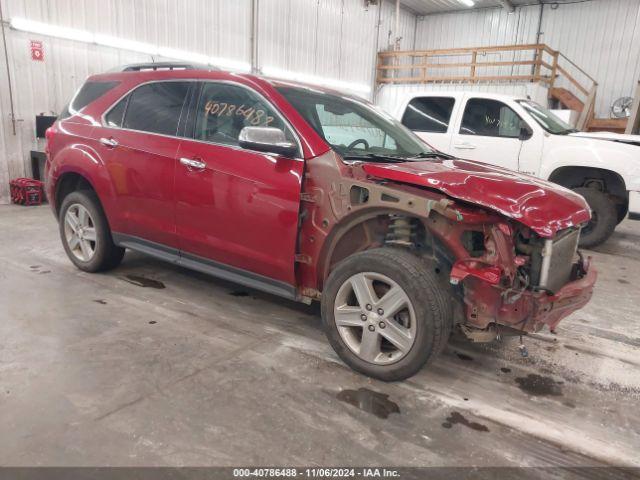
59, 190, 125, 272
574, 187, 617, 248
321, 248, 452, 381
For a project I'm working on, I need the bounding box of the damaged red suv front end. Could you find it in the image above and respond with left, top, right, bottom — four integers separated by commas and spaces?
446, 218, 595, 337
359, 159, 597, 338
294, 140, 596, 345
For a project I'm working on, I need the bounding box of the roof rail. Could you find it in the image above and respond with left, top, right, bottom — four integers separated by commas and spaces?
119, 62, 215, 72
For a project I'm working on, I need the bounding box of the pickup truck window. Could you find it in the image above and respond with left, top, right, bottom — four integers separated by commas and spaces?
460, 98, 526, 139
517, 100, 577, 135
401, 97, 455, 133
277, 86, 435, 160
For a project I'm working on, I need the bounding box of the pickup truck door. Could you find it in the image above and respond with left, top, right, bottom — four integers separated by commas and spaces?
399, 95, 459, 153
450, 96, 531, 171
174, 81, 303, 295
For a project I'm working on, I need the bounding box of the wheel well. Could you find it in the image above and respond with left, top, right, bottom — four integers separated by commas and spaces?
320, 213, 451, 289
548, 166, 629, 220
548, 166, 627, 199
54, 173, 95, 215
325, 215, 391, 279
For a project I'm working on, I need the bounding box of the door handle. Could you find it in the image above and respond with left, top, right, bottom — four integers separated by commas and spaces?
99, 137, 119, 148
453, 143, 476, 150
179, 157, 206, 171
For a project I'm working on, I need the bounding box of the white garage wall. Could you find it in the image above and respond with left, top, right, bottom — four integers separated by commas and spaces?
415, 4, 540, 50
540, 0, 640, 118
412, 0, 640, 119
257, 0, 415, 87
0, 0, 417, 203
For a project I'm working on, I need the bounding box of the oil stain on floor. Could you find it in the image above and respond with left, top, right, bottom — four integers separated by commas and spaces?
442, 412, 489, 432
336, 388, 400, 419
122, 275, 166, 289
515, 374, 563, 396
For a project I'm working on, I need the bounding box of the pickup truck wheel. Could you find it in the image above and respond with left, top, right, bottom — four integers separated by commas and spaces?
616, 204, 628, 225
321, 248, 451, 381
59, 190, 125, 272
574, 187, 617, 248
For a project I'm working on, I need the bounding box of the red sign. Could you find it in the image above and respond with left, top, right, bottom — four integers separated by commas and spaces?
30, 40, 44, 61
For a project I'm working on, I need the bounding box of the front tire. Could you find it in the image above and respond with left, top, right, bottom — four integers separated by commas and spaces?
574, 187, 617, 248
321, 248, 452, 381
59, 190, 125, 272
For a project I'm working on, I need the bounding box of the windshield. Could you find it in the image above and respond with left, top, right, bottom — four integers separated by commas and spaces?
276, 86, 436, 161
517, 100, 577, 135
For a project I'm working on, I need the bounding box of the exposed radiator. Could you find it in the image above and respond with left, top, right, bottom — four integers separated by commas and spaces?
538, 229, 580, 293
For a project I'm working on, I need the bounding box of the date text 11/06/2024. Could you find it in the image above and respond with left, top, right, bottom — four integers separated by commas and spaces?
232, 468, 401, 478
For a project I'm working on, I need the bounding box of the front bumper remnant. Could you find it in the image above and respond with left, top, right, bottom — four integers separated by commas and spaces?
457, 257, 597, 334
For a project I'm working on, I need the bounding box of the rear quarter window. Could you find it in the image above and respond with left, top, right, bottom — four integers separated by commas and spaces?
59, 81, 120, 119
401, 97, 455, 133
104, 96, 128, 128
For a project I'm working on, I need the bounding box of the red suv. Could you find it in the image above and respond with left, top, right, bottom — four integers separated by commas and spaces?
45, 64, 596, 380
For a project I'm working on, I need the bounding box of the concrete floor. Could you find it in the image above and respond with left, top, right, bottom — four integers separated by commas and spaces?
1, 204, 639, 469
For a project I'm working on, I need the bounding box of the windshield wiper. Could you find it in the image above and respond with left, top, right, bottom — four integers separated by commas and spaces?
409, 151, 453, 160
341, 153, 407, 163
556, 128, 580, 135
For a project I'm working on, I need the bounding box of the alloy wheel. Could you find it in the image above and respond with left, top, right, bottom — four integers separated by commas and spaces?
333, 272, 417, 365
64, 204, 97, 262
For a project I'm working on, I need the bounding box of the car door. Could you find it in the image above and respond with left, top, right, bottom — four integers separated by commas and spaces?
450, 97, 531, 171
99, 80, 192, 248
400, 95, 458, 153
174, 81, 304, 288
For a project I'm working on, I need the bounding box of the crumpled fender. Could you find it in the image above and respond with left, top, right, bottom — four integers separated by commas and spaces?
362, 158, 591, 238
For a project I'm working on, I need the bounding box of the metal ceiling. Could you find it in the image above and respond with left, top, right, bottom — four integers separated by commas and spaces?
400, 0, 538, 15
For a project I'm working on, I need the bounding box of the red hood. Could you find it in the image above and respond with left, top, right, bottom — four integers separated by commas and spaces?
362, 158, 590, 238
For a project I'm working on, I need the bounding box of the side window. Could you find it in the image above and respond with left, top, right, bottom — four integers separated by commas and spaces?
105, 96, 128, 128
460, 98, 525, 138
122, 82, 190, 136
401, 97, 455, 133
194, 82, 294, 148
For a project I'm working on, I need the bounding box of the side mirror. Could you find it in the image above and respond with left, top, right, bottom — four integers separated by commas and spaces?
519, 126, 533, 141
238, 126, 298, 157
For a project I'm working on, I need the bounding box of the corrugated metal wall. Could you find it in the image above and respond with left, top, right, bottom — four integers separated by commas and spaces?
415, 4, 540, 50
0, 0, 417, 203
411, 0, 640, 118
540, 0, 640, 117
257, 0, 415, 86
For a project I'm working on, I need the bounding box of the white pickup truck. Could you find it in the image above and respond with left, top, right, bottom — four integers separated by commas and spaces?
384, 91, 640, 247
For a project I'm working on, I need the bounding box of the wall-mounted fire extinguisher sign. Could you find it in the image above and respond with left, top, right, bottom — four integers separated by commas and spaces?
30, 40, 44, 61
